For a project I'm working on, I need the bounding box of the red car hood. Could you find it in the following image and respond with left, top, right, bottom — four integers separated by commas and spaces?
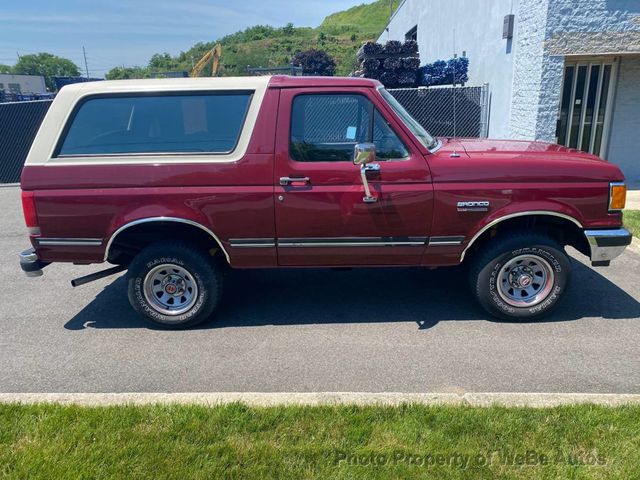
431, 138, 624, 183
459, 138, 598, 159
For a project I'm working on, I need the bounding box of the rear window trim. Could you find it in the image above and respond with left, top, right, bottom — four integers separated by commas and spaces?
52, 90, 255, 159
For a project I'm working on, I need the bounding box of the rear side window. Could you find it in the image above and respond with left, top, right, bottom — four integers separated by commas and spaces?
57, 92, 252, 156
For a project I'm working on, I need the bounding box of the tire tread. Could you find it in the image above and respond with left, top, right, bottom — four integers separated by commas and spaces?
468, 231, 570, 321
126, 241, 222, 329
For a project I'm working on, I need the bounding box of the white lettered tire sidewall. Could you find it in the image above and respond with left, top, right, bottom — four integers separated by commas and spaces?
127, 243, 222, 328
472, 237, 571, 321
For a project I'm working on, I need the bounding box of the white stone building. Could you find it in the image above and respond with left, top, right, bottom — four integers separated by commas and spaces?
380, 0, 640, 186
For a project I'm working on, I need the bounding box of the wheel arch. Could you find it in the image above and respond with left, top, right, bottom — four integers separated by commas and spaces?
460, 211, 586, 262
104, 217, 230, 264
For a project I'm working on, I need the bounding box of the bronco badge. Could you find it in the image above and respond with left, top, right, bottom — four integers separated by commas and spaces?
457, 201, 490, 212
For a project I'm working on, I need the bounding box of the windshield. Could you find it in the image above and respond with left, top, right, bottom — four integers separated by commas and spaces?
379, 88, 438, 151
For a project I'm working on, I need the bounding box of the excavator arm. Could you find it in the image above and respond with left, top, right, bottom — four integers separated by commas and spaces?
190, 43, 222, 77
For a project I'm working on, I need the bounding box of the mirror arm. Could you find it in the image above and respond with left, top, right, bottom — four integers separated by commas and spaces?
353, 142, 378, 204
360, 165, 378, 203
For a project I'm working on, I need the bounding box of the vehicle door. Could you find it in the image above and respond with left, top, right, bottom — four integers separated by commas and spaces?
273, 87, 433, 266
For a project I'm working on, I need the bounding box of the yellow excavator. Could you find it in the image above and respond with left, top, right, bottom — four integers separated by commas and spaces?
190, 43, 222, 77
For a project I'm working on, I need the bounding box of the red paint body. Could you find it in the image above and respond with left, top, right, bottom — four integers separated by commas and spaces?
20, 76, 625, 268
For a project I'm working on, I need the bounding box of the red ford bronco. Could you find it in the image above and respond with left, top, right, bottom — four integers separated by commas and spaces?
19, 75, 631, 328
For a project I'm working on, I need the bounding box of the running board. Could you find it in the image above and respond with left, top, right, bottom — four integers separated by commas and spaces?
71, 265, 127, 287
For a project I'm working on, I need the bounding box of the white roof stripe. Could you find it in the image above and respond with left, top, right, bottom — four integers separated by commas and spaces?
58, 76, 272, 94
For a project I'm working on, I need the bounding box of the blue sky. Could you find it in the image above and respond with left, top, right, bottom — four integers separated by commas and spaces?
0, 0, 371, 76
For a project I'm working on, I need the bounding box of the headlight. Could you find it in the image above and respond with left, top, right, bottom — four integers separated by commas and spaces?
608, 182, 626, 212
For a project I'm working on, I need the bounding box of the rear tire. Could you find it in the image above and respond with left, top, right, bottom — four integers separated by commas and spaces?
126, 242, 222, 329
469, 232, 571, 321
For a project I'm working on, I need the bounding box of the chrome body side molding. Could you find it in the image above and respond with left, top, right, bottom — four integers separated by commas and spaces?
229, 238, 276, 248
460, 211, 584, 262
277, 237, 428, 248
229, 237, 429, 248
428, 236, 465, 246
104, 217, 230, 263
37, 238, 103, 246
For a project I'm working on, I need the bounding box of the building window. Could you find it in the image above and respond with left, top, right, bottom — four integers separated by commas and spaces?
405, 26, 417, 42
556, 60, 615, 157
8, 83, 21, 94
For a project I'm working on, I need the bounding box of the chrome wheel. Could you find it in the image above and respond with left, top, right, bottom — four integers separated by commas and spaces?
497, 254, 555, 307
143, 263, 198, 316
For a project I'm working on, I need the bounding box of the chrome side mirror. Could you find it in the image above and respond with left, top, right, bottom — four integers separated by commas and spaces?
353, 143, 379, 203
353, 142, 376, 166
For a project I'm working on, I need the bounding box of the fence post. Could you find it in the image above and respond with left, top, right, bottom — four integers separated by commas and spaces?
480, 83, 490, 138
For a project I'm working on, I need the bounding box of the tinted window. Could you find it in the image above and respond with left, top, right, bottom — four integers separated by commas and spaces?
290, 94, 408, 162
373, 109, 409, 159
58, 92, 252, 156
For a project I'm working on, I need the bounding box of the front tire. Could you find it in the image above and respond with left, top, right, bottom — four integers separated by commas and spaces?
469, 233, 571, 321
126, 242, 222, 329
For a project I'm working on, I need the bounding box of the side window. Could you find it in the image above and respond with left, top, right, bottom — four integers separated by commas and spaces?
290, 94, 370, 162
57, 92, 252, 156
373, 109, 410, 160
290, 93, 408, 162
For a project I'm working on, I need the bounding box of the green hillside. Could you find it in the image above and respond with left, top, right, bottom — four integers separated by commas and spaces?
320, 0, 399, 35
106, 0, 401, 79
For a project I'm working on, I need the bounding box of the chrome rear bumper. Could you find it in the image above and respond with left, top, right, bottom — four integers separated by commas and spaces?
19, 248, 50, 277
584, 228, 632, 266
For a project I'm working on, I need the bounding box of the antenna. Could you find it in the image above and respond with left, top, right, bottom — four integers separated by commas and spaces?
82, 46, 90, 79
450, 29, 460, 158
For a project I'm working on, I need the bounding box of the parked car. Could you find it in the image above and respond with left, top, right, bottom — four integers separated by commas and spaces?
19, 76, 631, 328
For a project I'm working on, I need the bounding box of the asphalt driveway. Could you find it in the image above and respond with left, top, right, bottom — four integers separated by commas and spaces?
1, 185, 639, 393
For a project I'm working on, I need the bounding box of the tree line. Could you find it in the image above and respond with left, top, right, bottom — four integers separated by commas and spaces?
1, 48, 337, 91
1, 53, 80, 91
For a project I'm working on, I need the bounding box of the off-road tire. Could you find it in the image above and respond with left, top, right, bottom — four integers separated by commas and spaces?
126, 242, 222, 329
469, 232, 571, 321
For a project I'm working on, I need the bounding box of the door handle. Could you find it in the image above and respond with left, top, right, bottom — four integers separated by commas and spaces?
364, 163, 380, 172
280, 176, 310, 186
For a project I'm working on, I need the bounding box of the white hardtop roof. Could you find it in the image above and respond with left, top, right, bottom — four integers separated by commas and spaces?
58, 76, 272, 94
26, 76, 272, 167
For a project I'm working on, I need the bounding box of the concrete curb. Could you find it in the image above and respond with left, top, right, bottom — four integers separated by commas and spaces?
629, 235, 640, 254
1, 392, 639, 407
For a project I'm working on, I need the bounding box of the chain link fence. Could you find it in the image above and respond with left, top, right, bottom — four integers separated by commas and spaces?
0, 100, 52, 184
389, 84, 489, 138
0, 85, 490, 183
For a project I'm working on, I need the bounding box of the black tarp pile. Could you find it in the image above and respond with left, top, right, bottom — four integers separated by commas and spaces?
355, 40, 420, 88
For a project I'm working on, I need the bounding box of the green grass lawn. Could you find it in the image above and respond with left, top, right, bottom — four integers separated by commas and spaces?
1, 403, 639, 479
625, 210, 640, 237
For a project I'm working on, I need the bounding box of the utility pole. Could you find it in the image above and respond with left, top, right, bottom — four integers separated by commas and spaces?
82, 46, 89, 79
387, 0, 393, 40
16, 51, 21, 61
